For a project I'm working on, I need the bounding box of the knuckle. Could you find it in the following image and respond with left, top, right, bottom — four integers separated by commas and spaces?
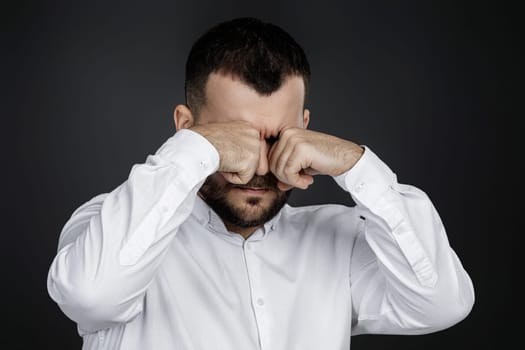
283, 127, 296, 134
284, 158, 295, 170
237, 171, 250, 183
271, 157, 279, 169
276, 157, 287, 171
269, 159, 278, 172
280, 128, 293, 139
295, 142, 308, 153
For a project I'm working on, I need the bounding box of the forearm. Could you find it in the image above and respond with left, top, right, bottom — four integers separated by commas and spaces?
335, 146, 475, 334
47, 129, 219, 332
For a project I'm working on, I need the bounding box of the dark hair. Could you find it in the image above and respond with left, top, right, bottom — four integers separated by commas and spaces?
184, 17, 311, 116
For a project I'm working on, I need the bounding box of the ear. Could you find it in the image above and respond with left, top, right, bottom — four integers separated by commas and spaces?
302, 108, 310, 129
174, 104, 195, 131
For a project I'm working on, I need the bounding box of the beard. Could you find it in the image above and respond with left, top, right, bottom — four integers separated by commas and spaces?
198, 172, 292, 228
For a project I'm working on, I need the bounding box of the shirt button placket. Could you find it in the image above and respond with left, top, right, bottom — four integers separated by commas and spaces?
243, 240, 270, 350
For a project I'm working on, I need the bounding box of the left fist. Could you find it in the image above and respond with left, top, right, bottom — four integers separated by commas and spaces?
268, 128, 364, 191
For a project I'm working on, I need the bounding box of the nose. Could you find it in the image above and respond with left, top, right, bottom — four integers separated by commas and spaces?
255, 138, 269, 176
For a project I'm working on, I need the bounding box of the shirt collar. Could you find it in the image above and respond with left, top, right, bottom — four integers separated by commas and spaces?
191, 194, 283, 244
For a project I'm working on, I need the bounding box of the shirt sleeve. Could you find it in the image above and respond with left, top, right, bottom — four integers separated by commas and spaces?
46, 129, 219, 333
333, 145, 475, 335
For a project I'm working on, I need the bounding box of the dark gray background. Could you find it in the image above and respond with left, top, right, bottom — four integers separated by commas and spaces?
2, 0, 517, 349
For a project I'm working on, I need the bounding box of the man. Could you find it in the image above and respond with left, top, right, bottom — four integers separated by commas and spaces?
47, 17, 474, 349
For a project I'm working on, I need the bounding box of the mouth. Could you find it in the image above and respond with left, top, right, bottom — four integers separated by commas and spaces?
234, 186, 271, 195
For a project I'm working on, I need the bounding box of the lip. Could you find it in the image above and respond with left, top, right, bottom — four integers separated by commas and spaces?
235, 187, 270, 195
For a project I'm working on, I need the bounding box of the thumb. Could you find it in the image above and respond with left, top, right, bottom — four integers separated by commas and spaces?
303, 167, 321, 176
220, 169, 254, 185
236, 167, 256, 185
220, 172, 244, 185
277, 181, 294, 191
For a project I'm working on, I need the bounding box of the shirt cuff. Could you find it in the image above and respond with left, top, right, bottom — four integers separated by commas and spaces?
333, 145, 397, 208
154, 128, 220, 188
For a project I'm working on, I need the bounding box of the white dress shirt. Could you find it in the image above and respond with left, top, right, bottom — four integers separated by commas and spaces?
47, 129, 475, 350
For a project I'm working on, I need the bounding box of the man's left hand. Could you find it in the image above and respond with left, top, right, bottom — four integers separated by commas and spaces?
268, 128, 364, 191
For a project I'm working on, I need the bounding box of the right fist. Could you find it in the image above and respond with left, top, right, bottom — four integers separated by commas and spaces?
189, 121, 267, 184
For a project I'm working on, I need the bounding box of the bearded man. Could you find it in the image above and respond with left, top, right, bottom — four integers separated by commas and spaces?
47, 17, 474, 350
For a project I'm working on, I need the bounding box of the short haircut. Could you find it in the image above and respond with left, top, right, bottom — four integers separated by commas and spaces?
184, 17, 311, 116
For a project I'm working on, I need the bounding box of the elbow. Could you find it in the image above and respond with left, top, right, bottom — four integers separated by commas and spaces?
47, 254, 98, 318
47, 263, 143, 329
418, 274, 476, 333
390, 291, 474, 335
47, 267, 105, 325
429, 290, 474, 332
434, 264, 476, 331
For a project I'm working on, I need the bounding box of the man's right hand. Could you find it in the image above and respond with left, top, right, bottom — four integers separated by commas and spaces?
189, 121, 264, 185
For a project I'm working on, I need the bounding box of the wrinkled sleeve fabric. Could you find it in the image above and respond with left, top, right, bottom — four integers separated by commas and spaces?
333, 145, 475, 335
47, 129, 219, 333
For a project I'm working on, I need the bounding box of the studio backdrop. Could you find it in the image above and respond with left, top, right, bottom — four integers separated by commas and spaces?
3, 1, 516, 349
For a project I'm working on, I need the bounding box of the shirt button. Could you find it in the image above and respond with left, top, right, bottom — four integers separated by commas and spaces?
256, 297, 265, 306
355, 182, 365, 193
199, 160, 208, 169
